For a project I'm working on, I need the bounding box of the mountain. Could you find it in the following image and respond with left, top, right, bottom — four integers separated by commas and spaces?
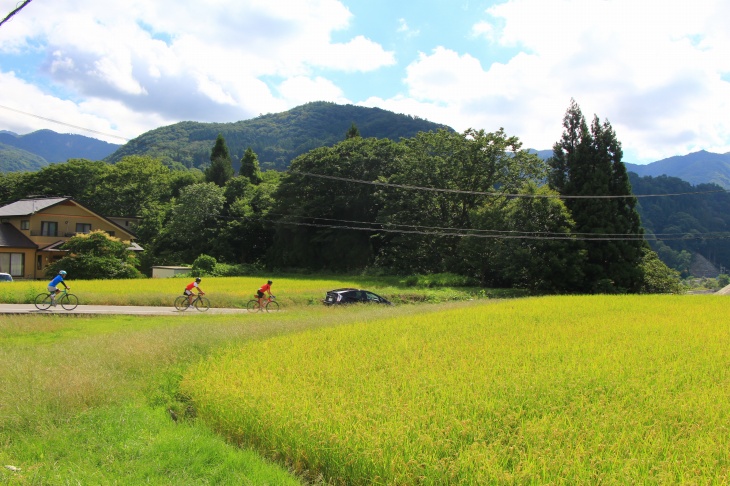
0, 142, 49, 172
625, 151, 730, 189
0, 129, 120, 165
106, 101, 452, 171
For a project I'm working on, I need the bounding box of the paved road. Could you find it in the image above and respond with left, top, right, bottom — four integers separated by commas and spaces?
0, 304, 250, 315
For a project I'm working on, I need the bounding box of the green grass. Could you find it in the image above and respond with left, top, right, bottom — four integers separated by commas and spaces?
182, 295, 730, 484
0, 301, 457, 484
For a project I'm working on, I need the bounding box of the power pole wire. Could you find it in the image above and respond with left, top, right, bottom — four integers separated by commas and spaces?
289, 170, 728, 199
0, 0, 33, 29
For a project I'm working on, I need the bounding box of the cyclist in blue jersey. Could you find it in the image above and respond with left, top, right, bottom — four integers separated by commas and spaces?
48, 270, 69, 307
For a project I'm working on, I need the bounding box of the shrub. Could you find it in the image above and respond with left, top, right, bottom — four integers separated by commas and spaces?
192, 255, 217, 275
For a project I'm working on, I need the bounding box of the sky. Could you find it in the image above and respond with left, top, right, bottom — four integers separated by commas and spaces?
0, 0, 729, 164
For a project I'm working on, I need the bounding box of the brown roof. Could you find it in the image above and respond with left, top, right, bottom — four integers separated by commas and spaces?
0, 223, 37, 248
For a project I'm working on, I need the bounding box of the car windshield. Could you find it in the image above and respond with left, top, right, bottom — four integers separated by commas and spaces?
0, 275, 12, 282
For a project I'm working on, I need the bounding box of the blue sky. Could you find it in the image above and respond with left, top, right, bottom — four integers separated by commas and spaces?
1, 0, 729, 164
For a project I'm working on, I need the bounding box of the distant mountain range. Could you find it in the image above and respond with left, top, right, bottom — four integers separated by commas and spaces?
2, 103, 730, 189
624, 151, 730, 189
0, 129, 120, 172
105, 101, 451, 171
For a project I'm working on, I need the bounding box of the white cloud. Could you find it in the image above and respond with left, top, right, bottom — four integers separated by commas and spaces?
278, 76, 349, 106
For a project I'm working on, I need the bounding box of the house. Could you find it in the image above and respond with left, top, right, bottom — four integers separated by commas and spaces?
0, 197, 141, 280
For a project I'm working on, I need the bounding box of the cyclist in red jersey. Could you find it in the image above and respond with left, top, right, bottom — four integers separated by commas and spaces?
184, 277, 205, 306
257, 280, 274, 305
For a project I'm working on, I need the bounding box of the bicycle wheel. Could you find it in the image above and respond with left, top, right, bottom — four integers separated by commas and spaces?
195, 297, 210, 312
265, 300, 280, 312
174, 295, 189, 311
34, 293, 53, 310
246, 300, 260, 312
60, 293, 79, 311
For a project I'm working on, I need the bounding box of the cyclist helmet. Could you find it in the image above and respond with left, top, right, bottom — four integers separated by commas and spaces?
267, 280, 273, 285
59, 270, 67, 276
195, 277, 201, 282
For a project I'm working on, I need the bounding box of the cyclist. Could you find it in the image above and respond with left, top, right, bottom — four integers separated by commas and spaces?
184, 277, 205, 306
257, 280, 274, 306
48, 270, 69, 307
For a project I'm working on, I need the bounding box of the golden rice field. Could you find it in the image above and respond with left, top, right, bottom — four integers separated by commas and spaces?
0, 275, 407, 308
182, 294, 730, 485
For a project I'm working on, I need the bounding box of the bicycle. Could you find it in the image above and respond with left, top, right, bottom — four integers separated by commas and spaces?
34, 288, 79, 311
246, 295, 280, 312
174, 293, 210, 312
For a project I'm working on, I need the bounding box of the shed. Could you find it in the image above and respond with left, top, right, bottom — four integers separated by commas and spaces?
152, 266, 192, 278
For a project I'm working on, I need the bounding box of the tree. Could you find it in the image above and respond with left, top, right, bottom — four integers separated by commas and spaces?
205, 133, 234, 186
94, 156, 171, 216
239, 147, 263, 184
460, 183, 584, 292
269, 137, 405, 271
162, 182, 226, 262
345, 122, 360, 139
548, 100, 645, 293
46, 230, 143, 279
375, 128, 546, 274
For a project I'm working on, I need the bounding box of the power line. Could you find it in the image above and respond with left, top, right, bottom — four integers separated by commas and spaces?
0, 0, 32, 29
0, 104, 131, 141
264, 211, 717, 239
289, 170, 728, 199
250, 215, 730, 242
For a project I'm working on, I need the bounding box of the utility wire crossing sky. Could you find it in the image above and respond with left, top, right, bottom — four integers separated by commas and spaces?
0, 0, 729, 164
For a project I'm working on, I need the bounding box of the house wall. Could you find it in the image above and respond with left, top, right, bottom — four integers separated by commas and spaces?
152, 266, 192, 278
0, 247, 36, 279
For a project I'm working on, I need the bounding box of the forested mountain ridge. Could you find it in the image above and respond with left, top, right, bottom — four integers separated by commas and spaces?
104, 102, 452, 171
0, 129, 120, 166
625, 150, 730, 189
0, 142, 49, 172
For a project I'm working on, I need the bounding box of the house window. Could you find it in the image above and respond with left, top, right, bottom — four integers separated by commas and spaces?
108, 231, 115, 237
76, 223, 92, 234
20, 220, 30, 230
41, 221, 58, 236
37, 255, 43, 271
0, 252, 24, 277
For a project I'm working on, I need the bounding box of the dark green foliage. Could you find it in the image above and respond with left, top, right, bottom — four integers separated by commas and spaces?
46, 230, 143, 279
205, 134, 234, 187
192, 254, 217, 275
459, 183, 584, 293
105, 102, 450, 171
639, 247, 683, 294
375, 128, 546, 275
549, 100, 645, 293
345, 122, 360, 139
239, 147, 262, 184
629, 172, 730, 275
269, 136, 406, 271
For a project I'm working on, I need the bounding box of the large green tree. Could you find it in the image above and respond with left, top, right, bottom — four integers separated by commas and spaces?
548, 100, 645, 293
460, 183, 584, 292
270, 137, 405, 271
205, 133, 234, 187
375, 128, 546, 274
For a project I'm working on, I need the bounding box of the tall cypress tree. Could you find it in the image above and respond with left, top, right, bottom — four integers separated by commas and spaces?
239, 147, 263, 185
549, 100, 645, 293
205, 133, 234, 187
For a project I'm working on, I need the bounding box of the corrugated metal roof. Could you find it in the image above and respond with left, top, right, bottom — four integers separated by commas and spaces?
0, 223, 37, 248
0, 197, 69, 217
